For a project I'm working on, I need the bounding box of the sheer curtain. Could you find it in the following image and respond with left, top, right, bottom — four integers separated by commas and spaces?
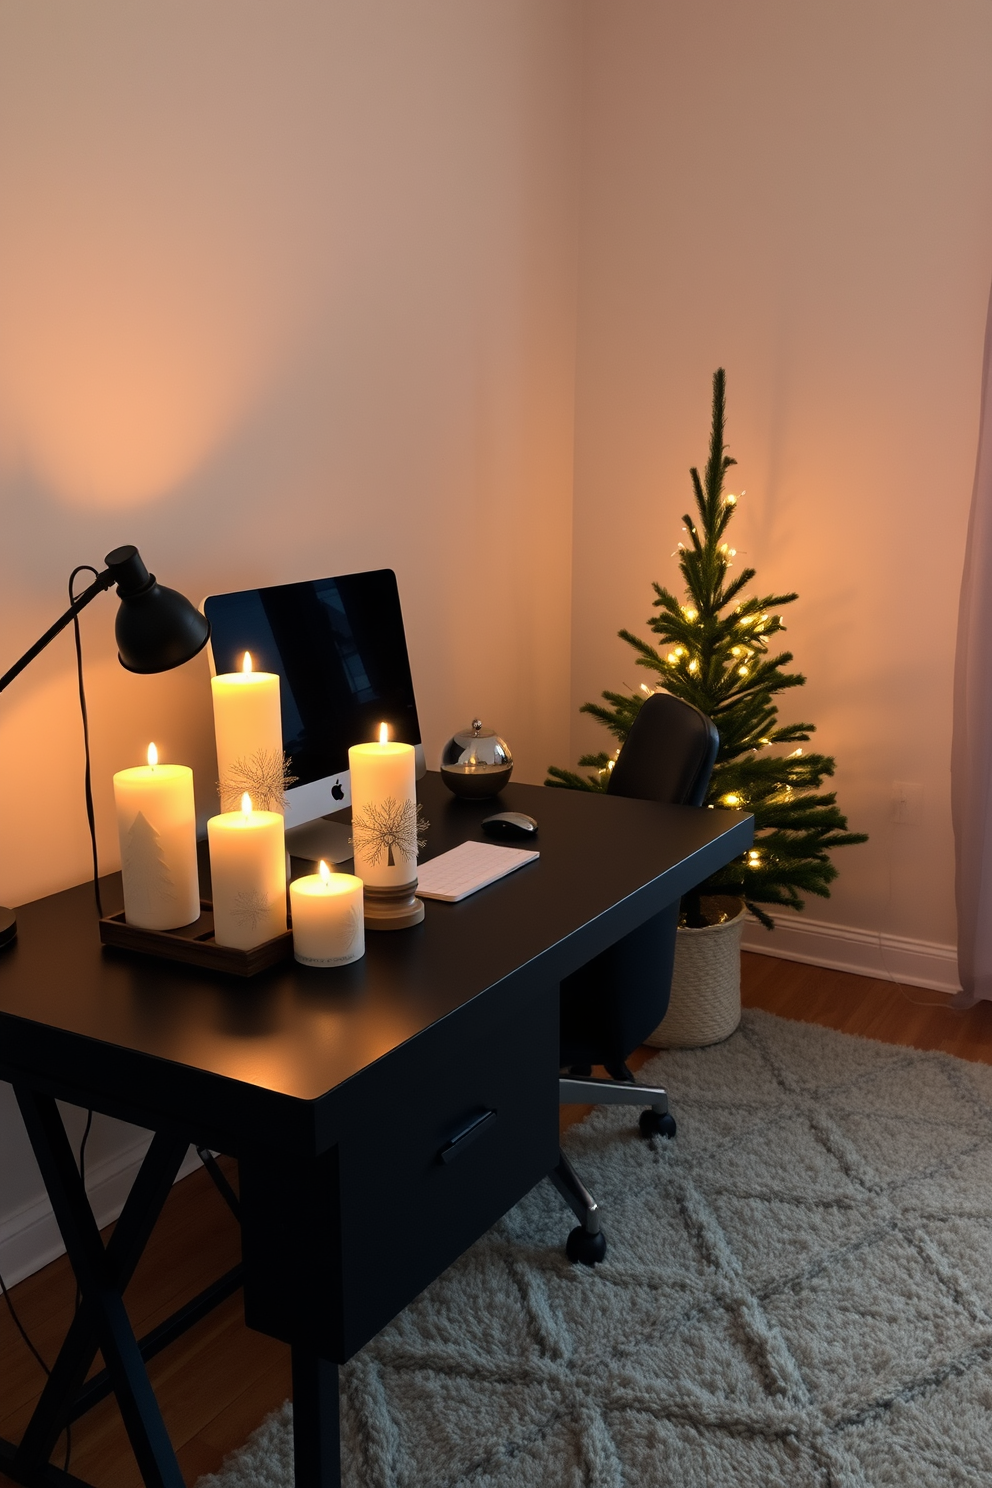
952, 281, 992, 1006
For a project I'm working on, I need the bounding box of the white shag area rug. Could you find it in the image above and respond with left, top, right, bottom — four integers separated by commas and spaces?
199, 1010, 992, 1488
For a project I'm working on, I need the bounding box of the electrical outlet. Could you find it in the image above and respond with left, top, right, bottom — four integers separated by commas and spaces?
892, 780, 923, 824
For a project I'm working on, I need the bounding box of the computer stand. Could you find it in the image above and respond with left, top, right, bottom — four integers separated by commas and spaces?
284, 817, 355, 865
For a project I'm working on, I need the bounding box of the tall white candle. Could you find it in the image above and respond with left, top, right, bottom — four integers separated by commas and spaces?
210, 651, 284, 812
114, 744, 199, 930
349, 724, 418, 888
207, 793, 287, 950
290, 860, 364, 967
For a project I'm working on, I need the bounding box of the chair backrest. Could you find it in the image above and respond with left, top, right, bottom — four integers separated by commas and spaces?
606, 691, 719, 808
558, 690, 722, 1070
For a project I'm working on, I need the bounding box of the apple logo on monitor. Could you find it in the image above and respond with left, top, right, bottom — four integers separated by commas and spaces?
331, 780, 344, 801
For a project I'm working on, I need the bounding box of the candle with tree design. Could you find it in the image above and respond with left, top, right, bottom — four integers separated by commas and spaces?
113, 743, 199, 930
349, 724, 423, 888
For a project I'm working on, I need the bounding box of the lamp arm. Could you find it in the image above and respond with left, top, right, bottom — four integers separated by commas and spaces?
0, 567, 116, 695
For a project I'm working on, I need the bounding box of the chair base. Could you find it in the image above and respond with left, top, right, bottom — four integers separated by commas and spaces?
552, 1074, 678, 1263
559, 1074, 669, 1117
550, 1150, 605, 1266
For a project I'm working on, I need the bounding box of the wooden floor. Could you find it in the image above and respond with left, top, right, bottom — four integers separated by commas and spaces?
3, 950, 992, 1488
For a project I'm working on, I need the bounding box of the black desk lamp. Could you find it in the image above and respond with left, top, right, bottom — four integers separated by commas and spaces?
0, 545, 210, 947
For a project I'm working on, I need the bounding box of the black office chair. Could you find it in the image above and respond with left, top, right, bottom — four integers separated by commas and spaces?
550, 691, 720, 1263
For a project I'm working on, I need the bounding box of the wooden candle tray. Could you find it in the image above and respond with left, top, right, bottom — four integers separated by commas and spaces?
99, 901, 293, 977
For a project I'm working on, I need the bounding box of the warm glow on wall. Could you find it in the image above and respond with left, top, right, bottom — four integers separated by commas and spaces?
0, 6, 338, 511
0, 259, 301, 509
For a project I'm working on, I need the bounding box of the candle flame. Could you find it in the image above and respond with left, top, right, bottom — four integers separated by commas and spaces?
241, 792, 253, 817
242, 651, 253, 674
378, 721, 389, 745
319, 859, 332, 883
147, 742, 158, 768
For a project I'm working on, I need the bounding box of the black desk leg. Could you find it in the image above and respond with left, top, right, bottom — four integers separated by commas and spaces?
291, 1348, 340, 1488
14, 1089, 186, 1488
13, 1124, 189, 1480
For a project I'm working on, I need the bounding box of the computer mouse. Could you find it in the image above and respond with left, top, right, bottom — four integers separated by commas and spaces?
481, 811, 538, 840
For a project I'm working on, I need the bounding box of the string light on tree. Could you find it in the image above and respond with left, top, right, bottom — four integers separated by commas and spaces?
546, 367, 866, 928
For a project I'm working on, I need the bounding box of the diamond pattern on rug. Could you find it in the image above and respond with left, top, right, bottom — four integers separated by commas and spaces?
198, 1010, 992, 1488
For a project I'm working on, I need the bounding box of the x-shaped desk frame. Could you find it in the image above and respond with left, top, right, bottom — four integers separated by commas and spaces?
0, 1089, 244, 1488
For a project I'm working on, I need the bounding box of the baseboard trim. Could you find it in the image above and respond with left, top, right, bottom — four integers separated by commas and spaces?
0, 1139, 202, 1288
741, 912, 961, 994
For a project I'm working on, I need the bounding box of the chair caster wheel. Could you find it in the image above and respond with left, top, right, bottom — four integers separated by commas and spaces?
566, 1226, 607, 1266
639, 1109, 677, 1140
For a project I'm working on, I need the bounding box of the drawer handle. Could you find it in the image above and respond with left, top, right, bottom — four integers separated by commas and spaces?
439, 1108, 498, 1164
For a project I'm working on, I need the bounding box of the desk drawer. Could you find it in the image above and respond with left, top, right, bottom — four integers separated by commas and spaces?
239, 975, 560, 1360
334, 978, 559, 1356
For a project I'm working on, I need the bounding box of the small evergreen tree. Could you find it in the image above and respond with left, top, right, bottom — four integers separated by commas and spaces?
547, 368, 866, 928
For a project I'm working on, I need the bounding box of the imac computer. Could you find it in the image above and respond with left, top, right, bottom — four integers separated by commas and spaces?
203, 569, 425, 862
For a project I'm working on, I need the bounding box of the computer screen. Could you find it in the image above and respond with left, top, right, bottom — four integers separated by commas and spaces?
203, 570, 423, 849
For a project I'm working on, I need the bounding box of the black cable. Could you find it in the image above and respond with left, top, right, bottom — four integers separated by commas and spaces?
75, 1112, 93, 1318
0, 1264, 50, 1379
0, 1111, 94, 1471
69, 566, 103, 919
77, 1110, 93, 1193
6, 574, 101, 1462
62, 1109, 92, 1472
74, 1110, 93, 1318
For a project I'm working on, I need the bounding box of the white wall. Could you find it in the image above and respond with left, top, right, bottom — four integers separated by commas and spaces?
570, 0, 992, 968
0, 1, 581, 912
0, 1, 580, 1280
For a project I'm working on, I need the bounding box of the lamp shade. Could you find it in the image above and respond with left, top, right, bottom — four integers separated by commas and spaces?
0, 544, 211, 951
105, 546, 210, 674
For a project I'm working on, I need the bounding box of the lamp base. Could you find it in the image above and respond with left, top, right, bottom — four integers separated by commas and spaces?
363, 880, 425, 931
0, 907, 16, 950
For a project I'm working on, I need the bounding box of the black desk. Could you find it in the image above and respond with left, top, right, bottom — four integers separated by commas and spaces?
0, 774, 752, 1488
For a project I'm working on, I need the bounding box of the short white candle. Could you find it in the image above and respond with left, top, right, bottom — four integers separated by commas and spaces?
348, 723, 418, 888
114, 744, 199, 931
207, 793, 287, 950
290, 860, 364, 967
210, 651, 284, 812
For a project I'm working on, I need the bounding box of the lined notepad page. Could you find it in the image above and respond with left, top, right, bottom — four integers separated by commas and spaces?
416, 841, 539, 903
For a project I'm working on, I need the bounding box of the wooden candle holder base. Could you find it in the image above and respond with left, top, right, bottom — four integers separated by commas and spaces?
363, 880, 425, 931
99, 902, 293, 976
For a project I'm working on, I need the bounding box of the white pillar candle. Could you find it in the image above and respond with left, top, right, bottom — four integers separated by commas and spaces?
210, 651, 284, 812
348, 725, 418, 888
207, 794, 287, 950
114, 744, 199, 931
290, 860, 364, 967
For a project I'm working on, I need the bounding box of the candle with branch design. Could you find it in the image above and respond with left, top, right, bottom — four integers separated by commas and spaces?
207, 793, 287, 950
211, 651, 289, 812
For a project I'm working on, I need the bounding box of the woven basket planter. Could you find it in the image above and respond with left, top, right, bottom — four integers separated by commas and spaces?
646, 895, 746, 1049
